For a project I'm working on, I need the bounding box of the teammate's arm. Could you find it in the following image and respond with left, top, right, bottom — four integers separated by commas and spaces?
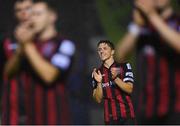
4, 46, 23, 78
116, 32, 138, 62
24, 42, 59, 85
136, 0, 180, 53
115, 10, 144, 62
15, 23, 61, 85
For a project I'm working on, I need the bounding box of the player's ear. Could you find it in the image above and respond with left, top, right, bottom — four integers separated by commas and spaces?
49, 11, 57, 24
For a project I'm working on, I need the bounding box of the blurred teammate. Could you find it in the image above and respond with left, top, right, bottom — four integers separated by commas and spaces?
116, 0, 180, 124
92, 40, 135, 124
0, 0, 33, 124
14, 1, 75, 124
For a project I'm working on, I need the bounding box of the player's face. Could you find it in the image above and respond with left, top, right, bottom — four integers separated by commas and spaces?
155, 0, 170, 9
97, 43, 114, 62
31, 3, 52, 34
15, 0, 33, 23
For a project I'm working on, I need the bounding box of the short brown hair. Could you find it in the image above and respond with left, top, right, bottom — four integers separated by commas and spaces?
97, 40, 115, 50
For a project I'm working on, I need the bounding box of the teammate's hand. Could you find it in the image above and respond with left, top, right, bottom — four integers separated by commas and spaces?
92, 68, 102, 83
111, 67, 120, 80
15, 22, 35, 44
133, 9, 145, 26
135, 0, 156, 16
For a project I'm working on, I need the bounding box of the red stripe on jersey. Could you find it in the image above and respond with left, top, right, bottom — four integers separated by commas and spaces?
104, 68, 112, 99
10, 79, 19, 124
117, 95, 127, 118
23, 74, 32, 124
137, 93, 143, 113
126, 96, 135, 118
47, 88, 57, 124
157, 57, 169, 117
114, 88, 120, 97
111, 99, 118, 120
58, 84, 70, 124
34, 84, 44, 124
114, 65, 127, 118
145, 55, 155, 118
175, 70, 180, 112
104, 99, 110, 122
1, 77, 8, 124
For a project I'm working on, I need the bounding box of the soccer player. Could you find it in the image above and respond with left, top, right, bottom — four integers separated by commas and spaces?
1, 0, 33, 124
92, 40, 135, 124
14, 1, 75, 124
116, 0, 180, 124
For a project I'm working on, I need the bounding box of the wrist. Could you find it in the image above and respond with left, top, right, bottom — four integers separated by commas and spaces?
97, 80, 102, 84
146, 10, 157, 18
97, 82, 102, 87
128, 22, 141, 36
24, 41, 33, 47
113, 76, 119, 81
112, 74, 117, 80
24, 42, 34, 53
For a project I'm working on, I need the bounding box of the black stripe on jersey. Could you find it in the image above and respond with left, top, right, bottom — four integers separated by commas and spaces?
102, 67, 107, 98
18, 76, 26, 124
30, 79, 36, 124
108, 99, 113, 121
154, 54, 160, 116
5, 80, 10, 124
141, 54, 148, 117
115, 98, 121, 119
28, 78, 36, 125
108, 70, 116, 99
43, 87, 48, 124
168, 60, 175, 113
121, 92, 130, 118
55, 85, 61, 124
7, 81, 11, 124
121, 66, 130, 118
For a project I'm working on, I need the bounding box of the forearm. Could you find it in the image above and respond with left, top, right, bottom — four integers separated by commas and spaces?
4, 47, 22, 77
114, 77, 133, 94
148, 13, 180, 53
24, 42, 59, 84
93, 83, 103, 103
116, 29, 139, 62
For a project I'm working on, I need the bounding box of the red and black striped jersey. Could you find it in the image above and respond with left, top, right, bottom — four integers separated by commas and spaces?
136, 14, 180, 119
1, 38, 27, 125
24, 37, 75, 125
92, 62, 135, 123
1, 36, 75, 125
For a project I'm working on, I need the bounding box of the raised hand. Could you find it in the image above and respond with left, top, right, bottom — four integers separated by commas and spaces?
92, 68, 102, 83
135, 0, 156, 16
133, 9, 145, 26
15, 22, 35, 44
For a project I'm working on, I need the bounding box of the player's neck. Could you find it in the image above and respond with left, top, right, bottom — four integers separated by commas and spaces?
103, 57, 114, 69
39, 25, 57, 42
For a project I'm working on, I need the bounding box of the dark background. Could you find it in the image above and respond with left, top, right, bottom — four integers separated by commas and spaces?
0, 0, 179, 124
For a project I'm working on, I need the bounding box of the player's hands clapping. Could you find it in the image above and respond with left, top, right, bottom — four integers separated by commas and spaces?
135, 0, 156, 16
15, 22, 35, 45
133, 9, 145, 26
92, 68, 102, 83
